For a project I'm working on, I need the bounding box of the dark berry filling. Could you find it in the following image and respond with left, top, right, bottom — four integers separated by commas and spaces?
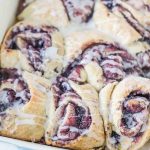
102, 0, 115, 10
133, 132, 144, 143
120, 91, 150, 137
110, 131, 120, 145
0, 68, 20, 81
136, 50, 150, 78
62, 43, 142, 83
51, 76, 84, 109
52, 102, 91, 142
123, 99, 145, 114
0, 68, 31, 113
55, 77, 73, 94
61, 0, 95, 23
5, 24, 57, 72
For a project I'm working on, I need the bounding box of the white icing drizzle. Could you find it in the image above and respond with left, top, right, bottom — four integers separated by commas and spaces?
18, 110, 46, 119
42, 47, 58, 60
0, 91, 9, 103
15, 119, 36, 126
101, 59, 122, 67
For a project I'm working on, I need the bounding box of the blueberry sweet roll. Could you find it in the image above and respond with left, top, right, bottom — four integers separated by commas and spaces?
1, 21, 64, 79
99, 76, 150, 150
65, 31, 142, 91
0, 68, 50, 141
45, 77, 105, 149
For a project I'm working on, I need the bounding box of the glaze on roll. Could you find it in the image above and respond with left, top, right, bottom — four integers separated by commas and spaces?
99, 76, 150, 150
1, 22, 64, 79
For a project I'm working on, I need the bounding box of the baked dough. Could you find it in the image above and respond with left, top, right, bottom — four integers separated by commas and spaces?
0, 68, 51, 141
94, 0, 150, 54
18, 0, 69, 27
18, 0, 96, 27
64, 31, 142, 90
45, 77, 105, 149
99, 76, 150, 150
1, 21, 64, 79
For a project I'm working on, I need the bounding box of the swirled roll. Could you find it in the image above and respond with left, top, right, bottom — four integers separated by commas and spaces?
64, 31, 142, 91
99, 76, 150, 150
45, 76, 105, 149
94, 0, 150, 53
1, 21, 64, 79
0, 68, 50, 141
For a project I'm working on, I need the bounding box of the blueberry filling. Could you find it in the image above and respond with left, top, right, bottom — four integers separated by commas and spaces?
53, 102, 91, 141
133, 132, 144, 143
102, 0, 116, 10
121, 115, 138, 129
136, 50, 150, 78
120, 91, 150, 137
0, 102, 9, 113
55, 77, 73, 93
0, 68, 20, 81
126, 91, 150, 102
110, 131, 120, 145
75, 106, 91, 129
0, 68, 31, 113
61, 0, 95, 23
6, 25, 57, 72
52, 77, 77, 108
62, 43, 142, 83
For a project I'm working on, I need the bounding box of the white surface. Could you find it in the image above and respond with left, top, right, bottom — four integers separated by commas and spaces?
0, 136, 65, 150
0, 142, 21, 150
0, 0, 19, 43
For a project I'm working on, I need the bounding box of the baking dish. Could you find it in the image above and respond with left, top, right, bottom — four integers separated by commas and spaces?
0, 1, 150, 150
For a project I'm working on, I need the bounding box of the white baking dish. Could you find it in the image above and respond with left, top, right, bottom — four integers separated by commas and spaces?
0, 1, 150, 150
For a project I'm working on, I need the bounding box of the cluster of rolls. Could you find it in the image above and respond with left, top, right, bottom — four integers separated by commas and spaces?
0, 0, 150, 150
